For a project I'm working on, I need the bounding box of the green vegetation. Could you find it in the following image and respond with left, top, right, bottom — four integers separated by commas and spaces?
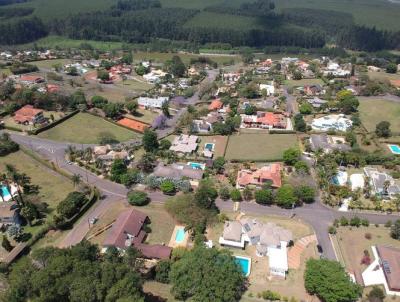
38, 112, 138, 144
358, 98, 400, 133
128, 190, 150, 206
225, 134, 298, 161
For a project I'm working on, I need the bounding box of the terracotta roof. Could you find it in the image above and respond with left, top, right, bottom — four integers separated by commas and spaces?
208, 99, 223, 111
47, 84, 59, 93
390, 80, 400, 88
118, 118, 148, 133
136, 244, 172, 260
256, 112, 286, 128
20, 75, 44, 83
377, 245, 400, 291
13, 105, 43, 123
237, 163, 282, 188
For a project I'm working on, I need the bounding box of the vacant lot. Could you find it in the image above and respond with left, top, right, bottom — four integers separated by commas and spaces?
284, 78, 324, 88
225, 133, 298, 161
358, 98, 400, 133
38, 112, 139, 144
115, 78, 154, 91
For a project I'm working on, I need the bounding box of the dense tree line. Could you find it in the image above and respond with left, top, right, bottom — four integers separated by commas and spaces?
112, 0, 161, 11
0, 7, 33, 18
0, 0, 28, 5
0, 17, 47, 45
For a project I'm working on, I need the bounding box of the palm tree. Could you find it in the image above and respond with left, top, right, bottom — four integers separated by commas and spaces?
5, 164, 24, 205
72, 174, 82, 188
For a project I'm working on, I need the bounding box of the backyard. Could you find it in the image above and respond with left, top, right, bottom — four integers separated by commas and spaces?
225, 133, 298, 161
3, 111, 65, 131
38, 112, 139, 144
284, 78, 324, 88
126, 108, 159, 124
358, 98, 400, 133
198, 135, 228, 158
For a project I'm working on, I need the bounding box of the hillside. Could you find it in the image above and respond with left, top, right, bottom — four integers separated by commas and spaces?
0, 0, 399, 50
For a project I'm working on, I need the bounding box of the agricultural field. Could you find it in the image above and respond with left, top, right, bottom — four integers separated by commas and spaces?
284, 78, 324, 88
225, 133, 298, 161
358, 98, 400, 133
38, 112, 139, 144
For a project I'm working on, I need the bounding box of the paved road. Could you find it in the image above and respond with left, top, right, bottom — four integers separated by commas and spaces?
283, 86, 297, 115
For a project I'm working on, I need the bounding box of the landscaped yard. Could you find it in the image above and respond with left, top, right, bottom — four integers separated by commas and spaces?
284, 78, 324, 88
126, 108, 159, 124
38, 112, 139, 144
3, 111, 65, 131
358, 98, 400, 133
198, 135, 228, 158
225, 133, 298, 161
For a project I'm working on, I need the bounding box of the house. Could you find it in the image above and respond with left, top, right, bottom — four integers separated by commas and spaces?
259, 83, 275, 96
362, 245, 400, 296
236, 163, 282, 189
169, 134, 198, 154
368, 66, 381, 72
219, 218, 292, 277
153, 163, 204, 181
103, 208, 172, 260
208, 99, 223, 111
192, 112, 223, 134
241, 112, 287, 130
143, 69, 167, 83
117, 118, 148, 133
13, 105, 45, 125
0, 203, 20, 225
364, 167, 400, 199
304, 84, 324, 96
222, 72, 241, 85
137, 97, 169, 109
96, 149, 130, 165
309, 134, 351, 153
349, 174, 365, 191
311, 114, 352, 132
19, 75, 44, 85
307, 97, 327, 109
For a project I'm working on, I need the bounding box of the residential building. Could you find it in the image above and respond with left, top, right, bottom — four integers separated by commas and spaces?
236, 163, 282, 189
241, 112, 287, 129
307, 97, 327, 109
143, 69, 167, 83
192, 112, 223, 134
208, 99, 223, 111
169, 134, 198, 154
309, 134, 351, 153
364, 167, 400, 199
219, 218, 293, 277
362, 245, 400, 296
0, 203, 20, 225
259, 83, 275, 96
13, 105, 45, 125
304, 84, 324, 96
311, 114, 352, 132
137, 97, 169, 109
19, 75, 44, 85
103, 208, 171, 259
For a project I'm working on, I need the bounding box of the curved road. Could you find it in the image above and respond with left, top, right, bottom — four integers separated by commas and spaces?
7, 132, 400, 259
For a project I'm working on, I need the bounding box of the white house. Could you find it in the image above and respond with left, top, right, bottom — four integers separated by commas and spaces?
311, 114, 352, 132
137, 97, 169, 109
259, 82, 275, 96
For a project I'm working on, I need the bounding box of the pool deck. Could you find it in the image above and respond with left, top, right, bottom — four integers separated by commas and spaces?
168, 225, 189, 248
387, 144, 400, 155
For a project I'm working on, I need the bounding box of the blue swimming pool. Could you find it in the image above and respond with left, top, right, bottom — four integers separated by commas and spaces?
205, 143, 215, 151
188, 162, 205, 170
1, 186, 11, 199
389, 144, 400, 155
175, 227, 186, 243
235, 256, 251, 277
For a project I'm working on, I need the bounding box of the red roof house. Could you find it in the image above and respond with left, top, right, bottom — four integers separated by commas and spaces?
236, 163, 282, 189
242, 112, 287, 129
103, 208, 172, 260
208, 99, 223, 111
20, 75, 44, 84
13, 105, 45, 125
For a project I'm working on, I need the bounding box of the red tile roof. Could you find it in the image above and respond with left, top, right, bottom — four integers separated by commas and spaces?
377, 246, 400, 291
20, 75, 44, 83
237, 163, 282, 188
256, 112, 286, 128
208, 99, 223, 111
118, 118, 149, 133
13, 105, 43, 124
390, 80, 400, 88
47, 84, 59, 93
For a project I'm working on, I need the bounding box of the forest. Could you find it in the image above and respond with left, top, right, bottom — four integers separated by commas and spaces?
0, 0, 399, 51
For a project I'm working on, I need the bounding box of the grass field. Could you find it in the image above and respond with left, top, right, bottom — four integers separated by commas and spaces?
126, 108, 158, 124
284, 78, 324, 88
367, 71, 400, 82
225, 133, 298, 161
358, 98, 400, 133
30, 59, 72, 70
116, 78, 154, 91
38, 112, 139, 144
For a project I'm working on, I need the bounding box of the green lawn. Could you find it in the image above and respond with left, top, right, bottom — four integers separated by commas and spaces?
225, 133, 298, 161
30, 59, 72, 70
284, 78, 324, 88
367, 71, 400, 82
38, 112, 139, 144
126, 108, 158, 124
115, 78, 154, 91
358, 98, 400, 133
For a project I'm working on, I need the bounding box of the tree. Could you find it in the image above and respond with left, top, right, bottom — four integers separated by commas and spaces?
165, 55, 186, 77
375, 121, 391, 138
160, 180, 176, 195
295, 186, 315, 204
304, 258, 362, 302
294, 161, 309, 174
161, 101, 170, 117
255, 189, 274, 205
283, 148, 300, 165
91, 95, 108, 109
142, 129, 159, 152
137, 153, 156, 173
155, 260, 171, 283
159, 139, 171, 150
170, 246, 246, 301
230, 188, 242, 201
194, 179, 218, 209
110, 159, 127, 183
294, 114, 307, 132
103, 103, 123, 119
391, 219, 400, 240
386, 63, 397, 74
125, 100, 138, 114
213, 157, 225, 174
299, 103, 313, 114
276, 184, 297, 208
97, 69, 110, 81
293, 70, 302, 80
127, 190, 149, 206
56, 192, 88, 219
244, 104, 257, 115
219, 186, 231, 200
72, 174, 81, 188
121, 52, 133, 65
367, 286, 385, 302
2, 235, 12, 252
242, 187, 253, 201
336, 91, 359, 114
21, 202, 39, 226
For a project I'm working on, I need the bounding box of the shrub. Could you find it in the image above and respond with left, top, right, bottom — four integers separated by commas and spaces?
155, 260, 171, 284
260, 290, 281, 301
361, 219, 369, 227
219, 186, 231, 201
340, 216, 349, 226
384, 220, 392, 228
127, 190, 149, 206
160, 180, 176, 195
365, 233, 372, 240
255, 189, 274, 205
328, 226, 337, 235
230, 189, 242, 202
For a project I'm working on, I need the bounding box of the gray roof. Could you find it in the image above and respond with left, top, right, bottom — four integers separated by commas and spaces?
223, 221, 242, 242
153, 163, 203, 180
310, 134, 351, 153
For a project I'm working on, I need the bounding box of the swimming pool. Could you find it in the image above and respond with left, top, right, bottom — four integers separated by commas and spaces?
188, 162, 205, 170
0, 186, 11, 200
175, 227, 186, 243
234, 256, 251, 277
204, 143, 215, 151
388, 144, 400, 155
